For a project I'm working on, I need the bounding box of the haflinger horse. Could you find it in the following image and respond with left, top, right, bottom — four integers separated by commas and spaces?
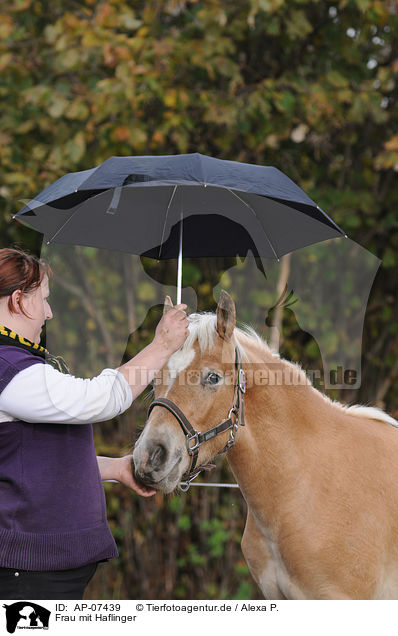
133, 291, 398, 600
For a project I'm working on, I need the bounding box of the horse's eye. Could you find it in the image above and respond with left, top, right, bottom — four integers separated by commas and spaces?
204, 372, 221, 386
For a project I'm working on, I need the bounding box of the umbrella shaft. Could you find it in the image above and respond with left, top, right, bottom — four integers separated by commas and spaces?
177, 213, 183, 304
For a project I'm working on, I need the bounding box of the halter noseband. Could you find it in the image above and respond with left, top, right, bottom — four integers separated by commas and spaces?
147, 348, 246, 491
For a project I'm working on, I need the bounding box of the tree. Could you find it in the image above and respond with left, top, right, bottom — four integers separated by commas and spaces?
1, 0, 397, 598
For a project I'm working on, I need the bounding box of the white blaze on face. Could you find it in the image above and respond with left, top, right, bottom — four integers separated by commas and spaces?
165, 346, 196, 396
164, 313, 218, 397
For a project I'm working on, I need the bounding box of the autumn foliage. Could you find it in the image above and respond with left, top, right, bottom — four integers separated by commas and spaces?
1, 0, 397, 599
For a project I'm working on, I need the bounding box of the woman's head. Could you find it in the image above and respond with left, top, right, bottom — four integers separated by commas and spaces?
0, 248, 53, 343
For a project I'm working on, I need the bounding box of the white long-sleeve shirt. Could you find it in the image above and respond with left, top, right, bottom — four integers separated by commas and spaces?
0, 363, 133, 424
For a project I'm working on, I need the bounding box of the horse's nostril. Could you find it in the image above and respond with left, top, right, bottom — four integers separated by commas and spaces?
148, 442, 167, 469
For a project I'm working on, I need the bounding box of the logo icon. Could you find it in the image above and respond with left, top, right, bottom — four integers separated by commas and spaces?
3, 602, 50, 633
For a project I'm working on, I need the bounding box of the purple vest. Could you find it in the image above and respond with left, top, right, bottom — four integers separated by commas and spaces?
0, 346, 118, 570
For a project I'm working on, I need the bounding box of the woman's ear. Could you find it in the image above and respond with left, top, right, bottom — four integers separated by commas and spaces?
9, 289, 22, 314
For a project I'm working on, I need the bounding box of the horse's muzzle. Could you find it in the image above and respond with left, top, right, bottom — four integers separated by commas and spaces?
133, 440, 168, 482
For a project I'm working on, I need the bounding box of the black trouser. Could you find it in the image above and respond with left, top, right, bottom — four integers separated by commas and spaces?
0, 562, 97, 600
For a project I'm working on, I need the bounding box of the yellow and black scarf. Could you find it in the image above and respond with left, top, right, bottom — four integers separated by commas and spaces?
0, 325, 70, 374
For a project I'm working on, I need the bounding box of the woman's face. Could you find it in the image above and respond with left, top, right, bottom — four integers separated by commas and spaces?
20, 274, 53, 344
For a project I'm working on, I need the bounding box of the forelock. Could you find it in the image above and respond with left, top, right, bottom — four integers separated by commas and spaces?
186, 313, 218, 353
167, 313, 217, 376
167, 312, 249, 378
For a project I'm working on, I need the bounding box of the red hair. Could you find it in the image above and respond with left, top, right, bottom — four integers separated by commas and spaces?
0, 248, 51, 317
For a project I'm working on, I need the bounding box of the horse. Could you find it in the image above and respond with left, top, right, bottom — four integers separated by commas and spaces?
132, 290, 398, 599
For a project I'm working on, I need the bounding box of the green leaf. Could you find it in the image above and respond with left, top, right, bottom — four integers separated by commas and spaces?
47, 95, 69, 118
177, 515, 191, 531
285, 10, 313, 40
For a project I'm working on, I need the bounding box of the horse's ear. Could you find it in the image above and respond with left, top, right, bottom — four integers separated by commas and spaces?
216, 290, 236, 341
163, 295, 174, 314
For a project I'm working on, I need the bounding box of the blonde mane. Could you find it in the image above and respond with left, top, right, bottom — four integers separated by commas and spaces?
185, 312, 398, 429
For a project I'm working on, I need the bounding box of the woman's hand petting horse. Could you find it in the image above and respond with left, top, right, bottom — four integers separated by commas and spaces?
153, 303, 189, 355
116, 303, 189, 401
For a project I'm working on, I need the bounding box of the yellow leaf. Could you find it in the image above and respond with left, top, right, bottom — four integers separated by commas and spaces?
60, 49, 81, 70
152, 130, 165, 146
130, 127, 147, 149
0, 53, 12, 71
15, 121, 35, 134
44, 24, 60, 44
12, 0, 31, 10
385, 136, 398, 152
115, 46, 131, 61
103, 43, 118, 67
131, 64, 147, 75
112, 126, 131, 142
0, 14, 13, 38
32, 145, 48, 161
64, 13, 81, 28
82, 30, 101, 48
66, 101, 90, 121
96, 3, 111, 24
164, 90, 177, 108
47, 95, 69, 118
265, 134, 280, 149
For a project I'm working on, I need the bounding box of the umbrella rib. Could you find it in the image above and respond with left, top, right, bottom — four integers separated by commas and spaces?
226, 188, 280, 260
158, 185, 178, 260
45, 196, 94, 245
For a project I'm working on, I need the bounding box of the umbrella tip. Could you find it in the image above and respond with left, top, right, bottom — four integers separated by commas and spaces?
344, 234, 348, 239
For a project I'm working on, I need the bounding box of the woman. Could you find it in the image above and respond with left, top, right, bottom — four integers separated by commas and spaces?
0, 247, 189, 600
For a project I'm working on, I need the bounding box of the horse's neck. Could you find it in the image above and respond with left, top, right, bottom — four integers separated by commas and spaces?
227, 339, 333, 525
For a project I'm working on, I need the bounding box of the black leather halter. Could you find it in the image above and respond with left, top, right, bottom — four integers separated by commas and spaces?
147, 348, 246, 491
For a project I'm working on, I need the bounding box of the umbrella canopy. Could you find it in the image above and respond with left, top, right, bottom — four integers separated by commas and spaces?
15, 153, 346, 300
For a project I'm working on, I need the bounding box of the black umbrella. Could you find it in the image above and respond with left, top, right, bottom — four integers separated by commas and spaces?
15, 153, 345, 302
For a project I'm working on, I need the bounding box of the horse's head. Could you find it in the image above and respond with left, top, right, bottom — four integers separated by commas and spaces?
133, 290, 243, 493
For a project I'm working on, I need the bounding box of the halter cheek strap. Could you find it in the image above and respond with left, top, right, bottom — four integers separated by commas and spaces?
147, 348, 246, 490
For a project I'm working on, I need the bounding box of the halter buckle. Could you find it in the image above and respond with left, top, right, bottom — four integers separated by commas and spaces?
225, 422, 239, 450
179, 470, 201, 492
239, 368, 246, 394
186, 432, 200, 454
